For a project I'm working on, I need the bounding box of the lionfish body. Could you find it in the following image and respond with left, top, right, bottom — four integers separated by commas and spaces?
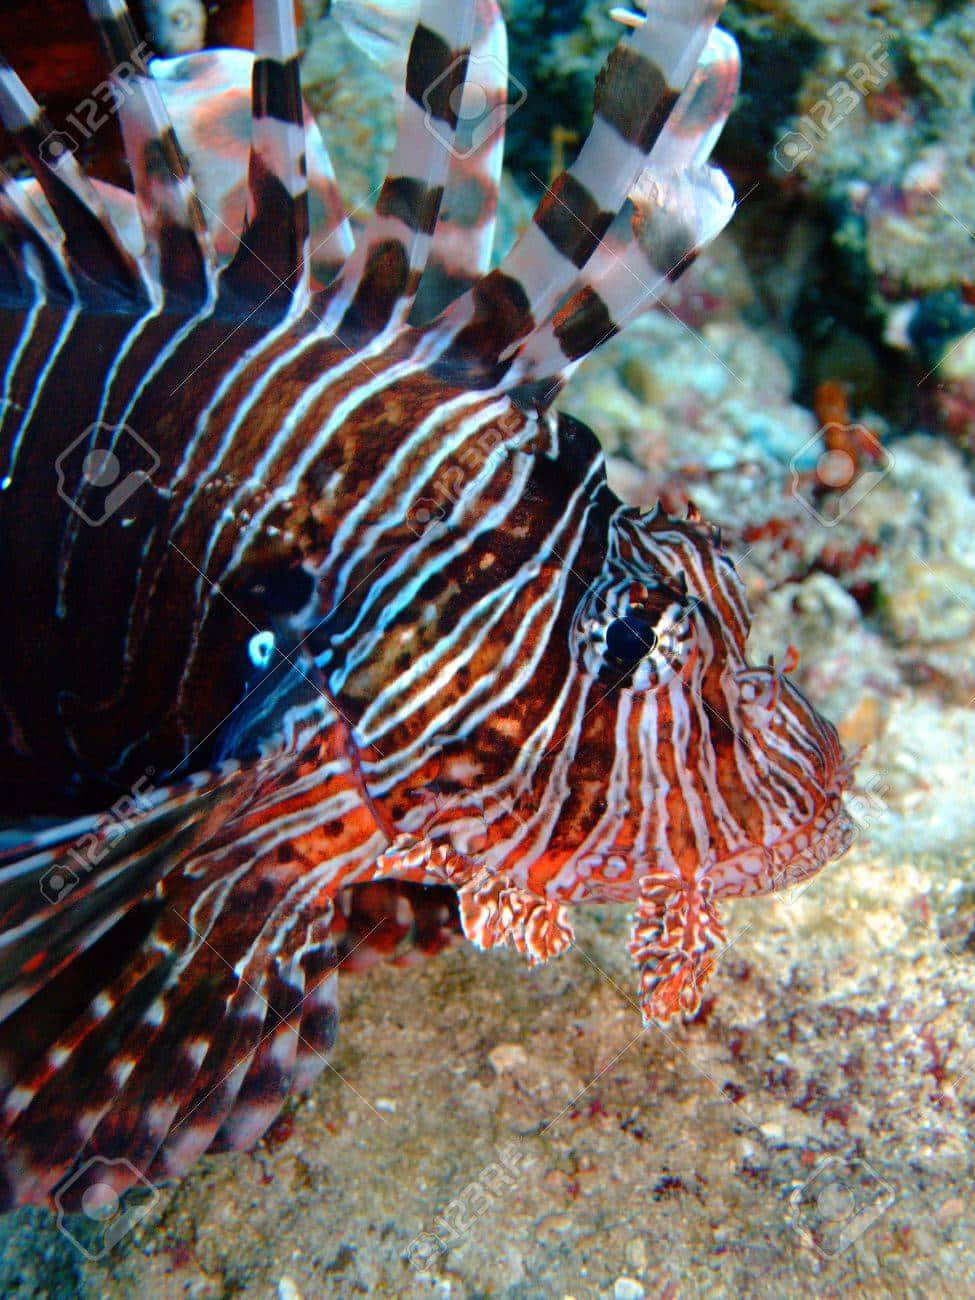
0, 0, 852, 1209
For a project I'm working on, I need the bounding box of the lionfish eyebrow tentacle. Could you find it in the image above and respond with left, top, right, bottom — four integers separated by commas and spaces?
506, 27, 740, 399
84, 0, 214, 307
220, 0, 312, 314
325, 0, 478, 340
430, 0, 727, 388
0, 57, 148, 303
408, 0, 508, 325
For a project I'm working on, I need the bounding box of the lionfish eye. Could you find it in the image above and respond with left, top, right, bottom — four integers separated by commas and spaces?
605, 613, 658, 670
576, 576, 697, 690
248, 630, 276, 670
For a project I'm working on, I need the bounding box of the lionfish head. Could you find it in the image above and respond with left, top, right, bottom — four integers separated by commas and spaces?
581, 501, 855, 903
327, 406, 852, 1023
560, 495, 854, 1021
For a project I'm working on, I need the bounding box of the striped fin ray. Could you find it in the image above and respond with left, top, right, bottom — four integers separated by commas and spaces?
409, 0, 508, 324
0, 167, 73, 303
85, 0, 213, 306
431, 0, 727, 388
0, 58, 147, 302
507, 26, 740, 399
325, 0, 478, 339
208, 908, 337, 1154
0, 766, 247, 1007
220, 0, 313, 313
0, 744, 350, 1208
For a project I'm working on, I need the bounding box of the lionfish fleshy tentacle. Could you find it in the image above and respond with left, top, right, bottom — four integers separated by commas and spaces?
220, 0, 312, 312
628, 870, 727, 1024
324, 0, 478, 339
409, 0, 508, 324
0, 58, 147, 302
431, 850, 575, 964
85, 0, 214, 307
509, 26, 740, 396
430, 0, 727, 388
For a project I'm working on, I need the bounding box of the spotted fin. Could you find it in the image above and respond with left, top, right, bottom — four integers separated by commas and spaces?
0, 754, 340, 1209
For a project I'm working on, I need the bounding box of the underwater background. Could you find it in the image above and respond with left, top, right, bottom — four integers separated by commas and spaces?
1, 0, 973, 1295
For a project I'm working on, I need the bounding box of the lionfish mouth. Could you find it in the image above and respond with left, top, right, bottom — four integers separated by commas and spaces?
708, 788, 857, 898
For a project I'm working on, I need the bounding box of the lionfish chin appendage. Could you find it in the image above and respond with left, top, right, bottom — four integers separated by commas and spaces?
457, 876, 575, 964
628, 871, 728, 1024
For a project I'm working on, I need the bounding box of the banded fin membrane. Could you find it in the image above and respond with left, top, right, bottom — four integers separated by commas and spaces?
150, 48, 354, 283
85, 0, 214, 306
219, 0, 314, 312
408, 0, 508, 323
430, 0, 732, 390
509, 25, 740, 400
325, 0, 478, 338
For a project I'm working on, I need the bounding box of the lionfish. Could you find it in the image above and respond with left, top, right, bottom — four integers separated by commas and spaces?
0, 0, 853, 1210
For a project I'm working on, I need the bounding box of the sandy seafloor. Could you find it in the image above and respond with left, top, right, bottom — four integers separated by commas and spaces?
4, 822, 974, 1298
3, 0, 975, 1296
